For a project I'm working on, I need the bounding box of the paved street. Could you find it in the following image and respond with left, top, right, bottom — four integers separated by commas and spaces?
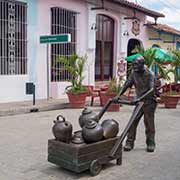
0, 104, 180, 180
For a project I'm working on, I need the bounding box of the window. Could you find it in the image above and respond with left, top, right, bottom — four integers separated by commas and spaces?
51, 7, 77, 82
0, 0, 27, 75
152, 44, 160, 48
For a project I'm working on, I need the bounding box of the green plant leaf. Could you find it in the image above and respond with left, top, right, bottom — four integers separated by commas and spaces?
56, 53, 87, 94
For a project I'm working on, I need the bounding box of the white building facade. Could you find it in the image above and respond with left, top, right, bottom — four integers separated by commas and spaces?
0, 0, 164, 103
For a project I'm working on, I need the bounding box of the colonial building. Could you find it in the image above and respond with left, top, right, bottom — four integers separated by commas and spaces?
145, 22, 180, 50
0, 0, 164, 102
145, 22, 180, 80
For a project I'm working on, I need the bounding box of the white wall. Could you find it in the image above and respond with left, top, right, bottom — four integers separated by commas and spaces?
0, 0, 37, 103
37, 0, 88, 99
0, 75, 30, 103
0, 0, 149, 102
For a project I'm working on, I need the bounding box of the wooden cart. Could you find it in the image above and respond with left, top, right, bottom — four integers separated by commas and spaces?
48, 136, 122, 176
48, 90, 151, 176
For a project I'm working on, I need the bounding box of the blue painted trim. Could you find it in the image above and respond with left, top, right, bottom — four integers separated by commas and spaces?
156, 29, 180, 37
16, 0, 27, 2
27, 0, 38, 82
149, 38, 162, 40
151, 64, 158, 77
176, 41, 180, 50
178, 67, 180, 76
163, 41, 175, 43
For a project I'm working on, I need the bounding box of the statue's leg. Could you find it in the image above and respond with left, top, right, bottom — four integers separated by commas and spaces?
143, 101, 157, 152
124, 105, 144, 151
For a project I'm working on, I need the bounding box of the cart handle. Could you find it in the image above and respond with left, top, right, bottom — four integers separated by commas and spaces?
116, 87, 154, 105
109, 101, 144, 158
97, 88, 153, 120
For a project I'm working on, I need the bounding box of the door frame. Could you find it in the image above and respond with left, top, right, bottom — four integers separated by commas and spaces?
95, 14, 114, 81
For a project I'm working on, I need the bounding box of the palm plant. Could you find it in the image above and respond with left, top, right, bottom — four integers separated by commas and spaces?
106, 76, 124, 94
169, 50, 180, 83
133, 47, 180, 108
57, 53, 87, 94
132, 46, 170, 81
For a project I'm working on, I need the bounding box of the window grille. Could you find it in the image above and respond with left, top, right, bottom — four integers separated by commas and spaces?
51, 7, 77, 82
0, 0, 27, 75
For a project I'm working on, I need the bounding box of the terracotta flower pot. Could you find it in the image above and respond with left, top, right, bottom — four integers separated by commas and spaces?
100, 92, 120, 112
66, 92, 87, 108
161, 94, 180, 108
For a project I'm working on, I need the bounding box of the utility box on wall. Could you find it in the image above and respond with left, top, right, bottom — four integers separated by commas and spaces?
25, 82, 36, 107
26, 82, 35, 95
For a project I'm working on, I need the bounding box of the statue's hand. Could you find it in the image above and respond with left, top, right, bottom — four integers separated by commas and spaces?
111, 95, 120, 103
130, 98, 140, 105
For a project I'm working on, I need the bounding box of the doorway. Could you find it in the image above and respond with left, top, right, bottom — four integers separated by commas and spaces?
95, 14, 114, 81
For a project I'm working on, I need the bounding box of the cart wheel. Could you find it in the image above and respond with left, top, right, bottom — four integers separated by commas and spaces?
90, 160, 102, 176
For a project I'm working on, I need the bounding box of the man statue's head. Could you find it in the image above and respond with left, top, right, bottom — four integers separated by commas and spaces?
132, 55, 145, 73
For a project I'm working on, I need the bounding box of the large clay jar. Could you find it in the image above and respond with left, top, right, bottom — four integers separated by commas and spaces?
52, 115, 73, 143
101, 119, 119, 139
82, 120, 103, 143
79, 108, 98, 128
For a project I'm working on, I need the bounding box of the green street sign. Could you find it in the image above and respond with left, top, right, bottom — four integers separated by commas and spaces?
40, 34, 71, 44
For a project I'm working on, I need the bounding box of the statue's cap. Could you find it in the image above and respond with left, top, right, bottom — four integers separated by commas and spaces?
133, 55, 145, 63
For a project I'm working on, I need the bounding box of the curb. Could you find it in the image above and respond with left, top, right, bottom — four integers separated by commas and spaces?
0, 103, 70, 117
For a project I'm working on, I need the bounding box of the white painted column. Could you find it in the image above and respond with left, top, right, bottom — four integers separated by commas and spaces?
84, 4, 97, 86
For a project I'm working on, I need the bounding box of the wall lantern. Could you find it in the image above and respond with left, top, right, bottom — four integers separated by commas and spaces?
91, 23, 97, 31
123, 30, 129, 36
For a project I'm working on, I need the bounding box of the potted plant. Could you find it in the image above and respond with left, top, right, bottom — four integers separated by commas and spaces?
57, 54, 88, 108
160, 50, 180, 108
100, 77, 124, 111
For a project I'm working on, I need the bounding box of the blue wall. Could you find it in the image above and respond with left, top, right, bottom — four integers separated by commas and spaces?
27, 0, 38, 82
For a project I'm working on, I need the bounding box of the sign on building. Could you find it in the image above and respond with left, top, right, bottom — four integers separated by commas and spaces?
40, 34, 71, 44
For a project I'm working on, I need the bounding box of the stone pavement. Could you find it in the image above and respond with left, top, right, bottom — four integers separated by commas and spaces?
0, 103, 180, 180
0, 97, 98, 117
0, 98, 70, 117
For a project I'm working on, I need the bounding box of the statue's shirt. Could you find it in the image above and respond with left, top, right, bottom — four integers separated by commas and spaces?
125, 68, 156, 101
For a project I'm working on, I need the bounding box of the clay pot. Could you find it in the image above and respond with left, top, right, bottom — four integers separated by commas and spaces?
66, 92, 87, 108
52, 115, 73, 143
100, 92, 120, 111
82, 120, 103, 143
101, 119, 119, 139
71, 130, 85, 144
79, 108, 98, 128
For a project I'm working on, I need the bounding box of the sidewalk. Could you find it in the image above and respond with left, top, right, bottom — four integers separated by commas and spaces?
0, 98, 70, 117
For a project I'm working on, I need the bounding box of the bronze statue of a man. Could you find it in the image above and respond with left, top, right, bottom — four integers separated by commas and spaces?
113, 55, 157, 152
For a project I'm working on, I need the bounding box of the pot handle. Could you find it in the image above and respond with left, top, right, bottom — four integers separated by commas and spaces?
56, 115, 65, 122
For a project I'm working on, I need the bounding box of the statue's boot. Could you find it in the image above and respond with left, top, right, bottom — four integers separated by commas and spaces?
124, 141, 134, 151
146, 137, 155, 152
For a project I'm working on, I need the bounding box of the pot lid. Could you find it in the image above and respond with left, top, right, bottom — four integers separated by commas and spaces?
82, 107, 92, 115
71, 131, 84, 144
85, 120, 97, 129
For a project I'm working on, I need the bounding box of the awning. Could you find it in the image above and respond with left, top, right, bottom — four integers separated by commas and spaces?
125, 48, 173, 64
153, 48, 173, 63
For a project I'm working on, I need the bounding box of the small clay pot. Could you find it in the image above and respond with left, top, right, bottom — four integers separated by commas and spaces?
52, 115, 73, 143
82, 120, 103, 143
101, 119, 119, 139
79, 108, 98, 128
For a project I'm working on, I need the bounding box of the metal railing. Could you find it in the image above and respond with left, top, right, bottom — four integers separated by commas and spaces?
0, 0, 27, 75
51, 7, 77, 82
